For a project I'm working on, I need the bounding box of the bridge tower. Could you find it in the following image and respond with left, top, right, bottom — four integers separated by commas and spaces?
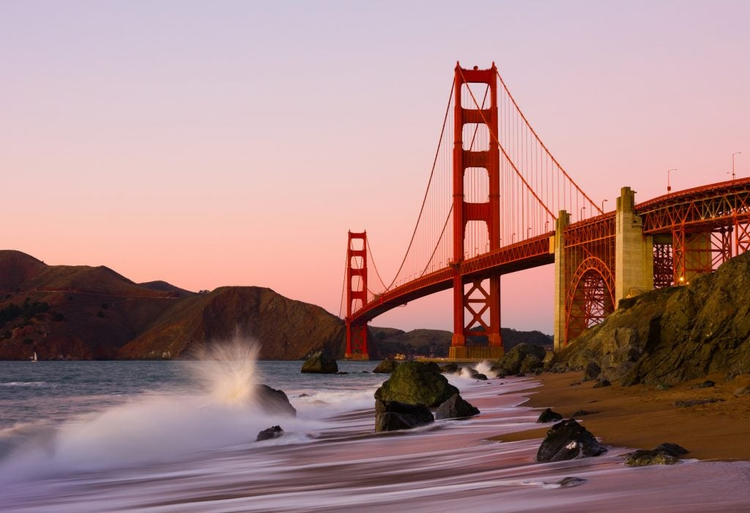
345, 231, 369, 360
449, 64, 503, 360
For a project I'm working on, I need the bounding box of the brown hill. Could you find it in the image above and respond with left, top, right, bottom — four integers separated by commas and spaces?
0, 250, 344, 361
118, 287, 345, 360
0, 250, 47, 291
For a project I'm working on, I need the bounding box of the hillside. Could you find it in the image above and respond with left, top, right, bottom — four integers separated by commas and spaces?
0, 251, 344, 360
553, 251, 750, 385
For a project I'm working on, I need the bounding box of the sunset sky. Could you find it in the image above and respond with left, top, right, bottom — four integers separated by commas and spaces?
2, 1, 748, 334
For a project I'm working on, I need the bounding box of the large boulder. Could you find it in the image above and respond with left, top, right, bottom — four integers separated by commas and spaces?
373, 359, 399, 374
491, 343, 546, 375
374, 361, 459, 407
536, 419, 608, 462
440, 363, 459, 374
375, 399, 434, 432
301, 351, 338, 374
256, 384, 297, 416
435, 393, 480, 420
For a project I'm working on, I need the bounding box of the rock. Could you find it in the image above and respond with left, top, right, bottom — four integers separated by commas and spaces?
593, 379, 611, 388
556, 477, 586, 488
536, 408, 563, 423
435, 393, 480, 420
653, 443, 689, 457
536, 419, 608, 462
673, 398, 725, 407
374, 362, 459, 407
337, 371, 349, 375
373, 359, 400, 374
625, 449, 680, 467
583, 362, 601, 382
515, 373, 526, 377
440, 363, 459, 374
551, 252, 750, 387
256, 425, 284, 441
257, 385, 297, 416
298, 393, 309, 398
734, 386, 750, 396
375, 399, 434, 432
520, 355, 543, 374
493, 343, 546, 375
690, 380, 715, 389
572, 410, 598, 417
301, 351, 338, 374
656, 383, 671, 390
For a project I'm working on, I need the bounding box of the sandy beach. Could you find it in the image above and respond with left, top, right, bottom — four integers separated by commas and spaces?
496, 371, 750, 461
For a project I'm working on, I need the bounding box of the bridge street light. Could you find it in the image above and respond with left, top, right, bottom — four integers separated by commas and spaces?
601, 199, 608, 212
667, 168, 677, 193
732, 152, 742, 181
580, 205, 586, 221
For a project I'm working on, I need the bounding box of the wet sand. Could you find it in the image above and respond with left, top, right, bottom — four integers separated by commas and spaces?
497, 372, 750, 461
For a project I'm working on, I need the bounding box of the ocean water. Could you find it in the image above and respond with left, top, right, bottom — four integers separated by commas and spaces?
1, 348, 749, 512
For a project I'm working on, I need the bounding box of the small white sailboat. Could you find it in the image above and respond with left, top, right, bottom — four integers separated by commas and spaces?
31, 351, 38, 363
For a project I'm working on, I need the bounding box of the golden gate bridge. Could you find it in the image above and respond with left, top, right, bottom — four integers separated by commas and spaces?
340, 63, 750, 360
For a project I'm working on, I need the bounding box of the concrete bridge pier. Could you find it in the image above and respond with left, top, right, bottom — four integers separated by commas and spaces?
552, 210, 570, 353
615, 186, 654, 303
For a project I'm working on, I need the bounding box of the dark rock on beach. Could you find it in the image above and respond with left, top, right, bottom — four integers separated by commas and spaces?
572, 410, 598, 417
593, 379, 611, 388
583, 362, 601, 382
373, 359, 399, 374
625, 445, 683, 467
374, 362, 458, 407
440, 362, 459, 374
491, 343, 546, 375
301, 351, 338, 374
375, 399, 434, 432
653, 443, 689, 456
536, 408, 563, 423
257, 384, 297, 417
557, 477, 586, 488
256, 425, 284, 441
435, 393, 480, 420
536, 419, 608, 462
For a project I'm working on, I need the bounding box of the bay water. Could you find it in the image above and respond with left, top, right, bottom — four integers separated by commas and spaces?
1, 349, 749, 512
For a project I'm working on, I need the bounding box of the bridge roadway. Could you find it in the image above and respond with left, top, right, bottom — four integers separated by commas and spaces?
351, 177, 750, 325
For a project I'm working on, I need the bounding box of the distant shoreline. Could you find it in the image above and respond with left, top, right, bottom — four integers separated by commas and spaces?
494, 371, 750, 461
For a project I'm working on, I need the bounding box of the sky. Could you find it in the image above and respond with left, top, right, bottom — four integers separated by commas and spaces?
2, 1, 748, 334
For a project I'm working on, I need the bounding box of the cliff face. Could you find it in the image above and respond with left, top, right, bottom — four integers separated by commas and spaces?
0, 251, 344, 360
555, 251, 750, 385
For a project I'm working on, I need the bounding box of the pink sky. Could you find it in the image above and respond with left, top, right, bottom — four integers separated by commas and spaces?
2, 1, 748, 334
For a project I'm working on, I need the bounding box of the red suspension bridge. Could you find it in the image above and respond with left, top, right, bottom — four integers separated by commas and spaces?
341, 63, 750, 360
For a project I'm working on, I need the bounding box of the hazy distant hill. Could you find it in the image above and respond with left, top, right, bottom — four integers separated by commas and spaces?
370, 326, 553, 359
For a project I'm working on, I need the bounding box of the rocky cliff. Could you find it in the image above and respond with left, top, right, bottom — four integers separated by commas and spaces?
554, 251, 750, 385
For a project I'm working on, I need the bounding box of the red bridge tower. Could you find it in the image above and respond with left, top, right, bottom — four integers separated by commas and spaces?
449, 64, 503, 359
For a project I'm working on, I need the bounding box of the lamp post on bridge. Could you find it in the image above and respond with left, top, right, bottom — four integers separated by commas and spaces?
667, 168, 677, 193
580, 206, 586, 221
732, 152, 742, 181
601, 199, 608, 212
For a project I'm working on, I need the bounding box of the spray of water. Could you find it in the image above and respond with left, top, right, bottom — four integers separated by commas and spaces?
189, 337, 261, 405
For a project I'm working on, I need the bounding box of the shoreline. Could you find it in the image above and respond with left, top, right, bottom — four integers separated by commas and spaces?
494, 371, 750, 461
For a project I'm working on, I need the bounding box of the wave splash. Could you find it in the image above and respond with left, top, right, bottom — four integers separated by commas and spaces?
0, 338, 311, 482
